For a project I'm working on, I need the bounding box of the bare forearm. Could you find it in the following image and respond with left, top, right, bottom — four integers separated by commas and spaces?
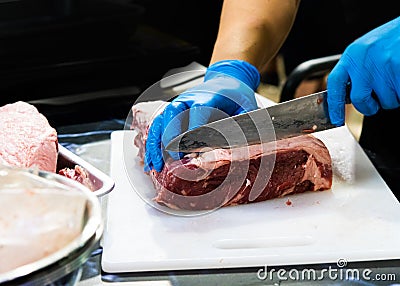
210, 0, 300, 71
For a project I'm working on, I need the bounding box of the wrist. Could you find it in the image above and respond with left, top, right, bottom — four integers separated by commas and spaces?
204, 60, 261, 91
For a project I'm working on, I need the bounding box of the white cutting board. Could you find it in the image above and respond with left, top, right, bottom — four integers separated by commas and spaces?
102, 126, 400, 273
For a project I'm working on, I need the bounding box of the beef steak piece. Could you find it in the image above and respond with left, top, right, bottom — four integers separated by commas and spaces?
131, 101, 333, 210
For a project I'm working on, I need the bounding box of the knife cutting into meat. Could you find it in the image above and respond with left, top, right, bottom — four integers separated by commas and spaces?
165, 90, 348, 153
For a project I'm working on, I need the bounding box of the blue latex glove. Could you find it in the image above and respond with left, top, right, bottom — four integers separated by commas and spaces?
327, 16, 400, 126
144, 60, 260, 172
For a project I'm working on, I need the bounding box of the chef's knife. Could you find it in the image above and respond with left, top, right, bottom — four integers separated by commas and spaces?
165, 90, 342, 152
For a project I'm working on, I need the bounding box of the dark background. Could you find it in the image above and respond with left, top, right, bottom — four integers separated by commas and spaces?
0, 0, 223, 122
0, 0, 399, 128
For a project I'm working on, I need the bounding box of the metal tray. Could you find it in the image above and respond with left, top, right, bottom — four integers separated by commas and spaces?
57, 144, 114, 197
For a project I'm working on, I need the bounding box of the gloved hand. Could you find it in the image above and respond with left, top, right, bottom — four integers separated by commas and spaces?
327, 16, 400, 126
144, 60, 260, 172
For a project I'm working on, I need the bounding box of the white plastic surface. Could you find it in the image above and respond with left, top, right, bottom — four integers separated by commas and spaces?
102, 126, 400, 273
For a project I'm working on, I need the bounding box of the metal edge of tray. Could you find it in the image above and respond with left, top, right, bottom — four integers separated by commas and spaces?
57, 144, 115, 197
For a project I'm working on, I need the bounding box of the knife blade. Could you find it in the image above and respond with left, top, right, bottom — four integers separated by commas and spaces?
165, 90, 338, 152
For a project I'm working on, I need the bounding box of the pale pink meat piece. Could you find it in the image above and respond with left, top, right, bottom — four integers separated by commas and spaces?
58, 165, 95, 191
0, 101, 58, 172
